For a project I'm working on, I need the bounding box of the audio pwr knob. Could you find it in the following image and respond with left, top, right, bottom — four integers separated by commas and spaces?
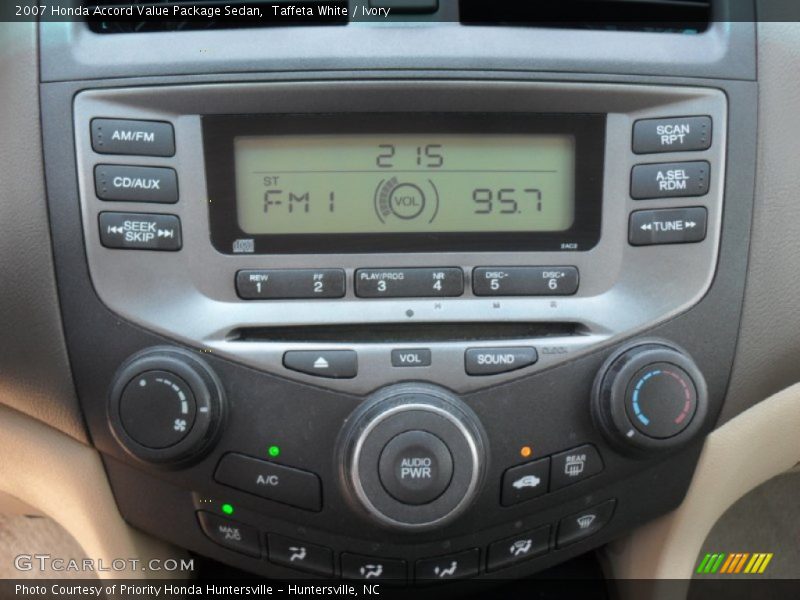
340, 384, 486, 531
591, 342, 708, 456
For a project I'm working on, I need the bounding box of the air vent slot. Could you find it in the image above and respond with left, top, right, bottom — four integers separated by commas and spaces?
459, 0, 711, 33
84, 1, 348, 33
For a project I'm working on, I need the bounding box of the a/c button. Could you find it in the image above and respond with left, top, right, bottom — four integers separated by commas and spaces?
214, 453, 322, 512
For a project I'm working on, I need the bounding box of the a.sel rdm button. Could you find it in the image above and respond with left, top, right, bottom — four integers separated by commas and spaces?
631, 161, 710, 199
95, 165, 178, 204
473, 266, 579, 296
633, 116, 712, 154
236, 269, 346, 300
197, 511, 260, 557
214, 453, 322, 511
629, 207, 707, 246
91, 118, 175, 157
379, 430, 454, 505
355, 268, 463, 298
99, 212, 181, 251
465, 347, 538, 376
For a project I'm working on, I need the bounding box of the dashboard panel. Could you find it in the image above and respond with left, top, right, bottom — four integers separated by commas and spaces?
14, 9, 761, 588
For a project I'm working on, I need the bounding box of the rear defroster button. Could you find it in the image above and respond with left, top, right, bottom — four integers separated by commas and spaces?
465, 347, 538, 376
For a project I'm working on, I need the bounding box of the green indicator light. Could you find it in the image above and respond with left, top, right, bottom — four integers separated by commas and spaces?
221, 503, 234, 515
268, 445, 281, 458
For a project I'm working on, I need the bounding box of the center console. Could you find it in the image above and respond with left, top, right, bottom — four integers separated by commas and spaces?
49, 79, 733, 580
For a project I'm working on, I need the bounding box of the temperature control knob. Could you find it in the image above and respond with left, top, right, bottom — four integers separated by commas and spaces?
109, 347, 225, 465
591, 342, 708, 455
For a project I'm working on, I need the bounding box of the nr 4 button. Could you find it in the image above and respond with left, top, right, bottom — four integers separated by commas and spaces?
214, 453, 322, 511
501, 458, 549, 506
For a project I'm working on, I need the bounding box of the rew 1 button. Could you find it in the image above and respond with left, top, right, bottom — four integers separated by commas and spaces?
465, 347, 538, 376
379, 431, 453, 505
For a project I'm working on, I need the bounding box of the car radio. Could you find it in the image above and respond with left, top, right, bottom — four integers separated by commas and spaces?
64, 80, 732, 580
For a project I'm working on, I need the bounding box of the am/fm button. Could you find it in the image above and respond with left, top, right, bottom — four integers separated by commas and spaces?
465, 347, 538, 376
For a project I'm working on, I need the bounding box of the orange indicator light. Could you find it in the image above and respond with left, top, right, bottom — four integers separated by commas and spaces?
520, 446, 533, 458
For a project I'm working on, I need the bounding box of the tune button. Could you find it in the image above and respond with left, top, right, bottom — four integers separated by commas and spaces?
379, 430, 453, 505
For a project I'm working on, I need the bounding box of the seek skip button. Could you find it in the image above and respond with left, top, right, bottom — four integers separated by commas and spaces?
465, 347, 538, 376
99, 212, 181, 251
214, 453, 322, 512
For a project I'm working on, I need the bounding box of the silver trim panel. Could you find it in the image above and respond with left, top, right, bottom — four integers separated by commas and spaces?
73, 81, 727, 393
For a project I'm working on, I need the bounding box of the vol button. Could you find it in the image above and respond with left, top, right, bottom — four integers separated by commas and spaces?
379, 431, 453, 505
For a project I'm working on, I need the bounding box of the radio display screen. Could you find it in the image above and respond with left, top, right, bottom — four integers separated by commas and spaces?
233, 134, 576, 235
204, 114, 605, 253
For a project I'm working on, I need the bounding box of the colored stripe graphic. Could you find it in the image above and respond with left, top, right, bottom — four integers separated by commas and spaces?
699, 552, 774, 575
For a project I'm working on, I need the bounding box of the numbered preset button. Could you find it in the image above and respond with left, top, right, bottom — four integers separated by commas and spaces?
472, 267, 579, 296
355, 268, 464, 298
236, 269, 345, 300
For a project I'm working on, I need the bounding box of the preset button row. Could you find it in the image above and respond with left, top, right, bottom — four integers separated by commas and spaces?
235, 267, 580, 300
